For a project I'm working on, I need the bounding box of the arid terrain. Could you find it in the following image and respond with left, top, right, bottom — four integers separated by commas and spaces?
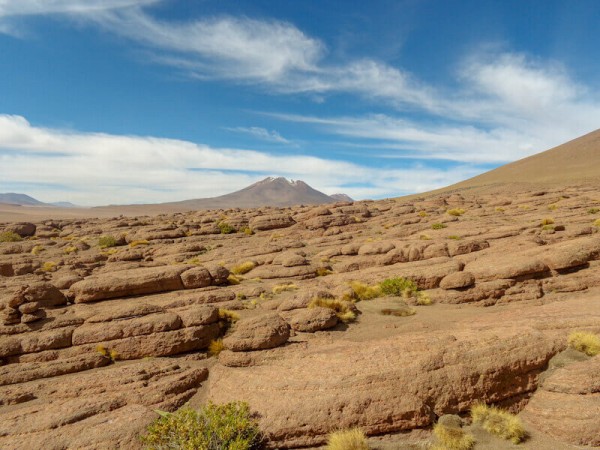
1, 131, 600, 449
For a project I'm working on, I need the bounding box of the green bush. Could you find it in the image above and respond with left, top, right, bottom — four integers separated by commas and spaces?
140, 402, 262, 450
219, 222, 235, 234
431, 223, 447, 230
379, 277, 418, 298
98, 235, 117, 248
0, 231, 23, 242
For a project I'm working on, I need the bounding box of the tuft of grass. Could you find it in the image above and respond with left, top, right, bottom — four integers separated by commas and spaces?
98, 235, 117, 248
431, 223, 447, 230
231, 261, 256, 275
227, 274, 241, 285
31, 245, 45, 255
418, 211, 428, 217
416, 291, 433, 305
316, 267, 333, 277
471, 403, 526, 444
272, 283, 298, 294
348, 281, 382, 301
420, 234, 432, 240
218, 222, 235, 234
447, 208, 465, 216
594, 218, 600, 227
309, 297, 356, 323
0, 231, 23, 242
41, 261, 57, 272
63, 246, 78, 254
140, 402, 262, 450
448, 235, 462, 240
96, 344, 109, 357
379, 277, 418, 299
495, 207, 505, 213
242, 227, 254, 236
218, 309, 240, 323
567, 331, 600, 356
208, 339, 225, 357
129, 240, 149, 248
109, 349, 119, 362
432, 422, 475, 450
587, 207, 600, 214
326, 427, 369, 450
540, 217, 555, 226
380, 307, 416, 317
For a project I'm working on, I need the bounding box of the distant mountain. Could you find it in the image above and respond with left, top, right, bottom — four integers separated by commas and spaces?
330, 193, 354, 202
164, 177, 349, 209
0, 193, 46, 206
49, 201, 78, 208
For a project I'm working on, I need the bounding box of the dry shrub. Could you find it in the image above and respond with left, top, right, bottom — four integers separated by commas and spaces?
227, 274, 241, 285
98, 235, 117, 248
379, 277, 418, 298
431, 223, 447, 230
432, 422, 475, 450
309, 297, 356, 323
272, 283, 298, 294
471, 403, 526, 444
208, 339, 225, 357
231, 261, 256, 275
326, 427, 369, 450
316, 267, 333, 277
218, 309, 240, 323
31, 245, 45, 255
540, 217, 555, 226
594, 218, 600, 227
41, 261, 57, 272
129, 240, 149, 248
0, 231, 22, 242
349, 281, 381, 301
416, 291, 433, 305
63, 246, 78, 254
568, 331, 600, 356
447, 208, 465, 216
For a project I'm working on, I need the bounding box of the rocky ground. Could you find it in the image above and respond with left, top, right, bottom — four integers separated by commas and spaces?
1, 185, 600, 449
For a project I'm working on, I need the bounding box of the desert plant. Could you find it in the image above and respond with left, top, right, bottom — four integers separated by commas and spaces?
419, 234, 432, 240
447, 208, 465, 216
547, 204, 558, 211
0, 231, 23, 242
208, 339, 225, 357
380, 307, 415, 317
309, 297, 356, 323
325, 427, 369, 450
594, 218, 600, 227
96, 344, 109, 358
41, 261, 57, 272
418, 211, 428, 217
567, 331, 600, 356
416, 291, 433, 305
471, 403, 526, 444
63, 246, 78, 254
218, 222, 235, 234
495, 207, 505, 213
227, 274, 241, 285
140, 402, 263, 450
272, 283, 298, 294
231, 261, 256, 275
218, 309, 240, 323
316, 267, 333, 277
540, 217, 555, 226
587, 208, 600, 214
348, 281, 381, 301
129, 240, 150, 248
242, 227, 254, 236
31, 245, 45, 255
98, 235, 117, 248
432, 422, 475, 450
447, 235, 462, 240
379, 277, 418, 298
431, 223, 447, 230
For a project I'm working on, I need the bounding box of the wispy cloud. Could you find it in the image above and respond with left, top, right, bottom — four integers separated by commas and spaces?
0, 114, 477, 205
223, 126, 291, 144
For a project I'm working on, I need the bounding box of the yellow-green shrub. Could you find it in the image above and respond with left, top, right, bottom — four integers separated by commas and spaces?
309, 297, 356, 323
325, 427, 369, 450
432, 422, 475, 450
272, 283, 298, 294
471, 403, 526, 444
540, 217, 555, 226
129, 240, 149, 248
568, 331, 600, 356
98, 235, 117, 248
447, 208, 465, 216
208, 339, 225, 357
140, 402, 262, 450
379, 277, 418, 298
231, 261, 256, 275
0, 231, 22, 242
348, 281, 381, 301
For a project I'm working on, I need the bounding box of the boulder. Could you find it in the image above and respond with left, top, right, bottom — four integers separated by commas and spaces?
4, 222, 36, 237
223, 313, 290, 351
180, 267, 213, 289
439, 272, 475, 290
286, 307, 338, 332
249, 215, 296, 231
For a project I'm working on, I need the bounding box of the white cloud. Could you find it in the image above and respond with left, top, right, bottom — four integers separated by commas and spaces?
224, 126, 291, 144
0, 114, 475, 205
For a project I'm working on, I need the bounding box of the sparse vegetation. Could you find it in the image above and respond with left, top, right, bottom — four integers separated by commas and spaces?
0, 231, 23, 242
471, 403, 526, 444
594, 218, 600, 227
380, 307, 415, 317
208, 339, 225, 357
432, 422, 475, 450
227, 274, 241, 285
316, 267, 333, 277
348, 281, 381, 301
63, 246, 78, 254
325, 427, 369, 450
416, 291, 433, 305
140, 402, 263, 450
231, 261, 256, 275
495, 207, 505, 213
379, 277, 418, 298
96, 344, 119, 362
547, 204, 558, 211
272, 283, 298, 294
218, 309, 240, 323
98, 235, 117, 248
41, 261, 57, 272
420, 234, 432, 240
218, 222, 235, 234
567, 331, 600, 356
587, 207, 599, 214
418, 211, 428, 217
447, 208, 465, 216
431, 223, 447, 230
31, 245, 45, 255
129, 240, 150, 248
448, 235, 462, 240
242, 227, 254, 235
309, 297, 356, 323
540, 217, 555, 226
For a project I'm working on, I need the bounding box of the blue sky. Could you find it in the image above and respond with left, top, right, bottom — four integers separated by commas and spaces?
1, 0, 599, 205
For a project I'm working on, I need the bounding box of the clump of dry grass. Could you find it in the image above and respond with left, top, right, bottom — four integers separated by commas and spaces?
379, 277, 418, 298
227, 274, 242, 285
63, 246, 78, 254
41, 261, 57, 272
568, 331, 600, 356
129, 240, 150, 248
272, 283, 298, 294
416, 291, 433, 305
432, 422, 475, 450
431, 223, 447, 230
31, 245, 45, 255
594, 218, 600, 227
348, 281, 381, 301
325, 427, 369, 450
0, 231, 23, 242
316, 267, 333, 276
208, 339, 225, 357
218, 309, 240, 323
309, 297, 356, 323
231, 261, 256, 275
447, 208, 465, 216
540, 217, 555, 226
471, 403, 526, 444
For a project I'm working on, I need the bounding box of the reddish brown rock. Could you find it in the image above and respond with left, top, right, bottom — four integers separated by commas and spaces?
439, 271, 475, 290
249, 214, 296, 231
180, 266, 213, 288
223, 313, 290, 351
285, 307, 338, 332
